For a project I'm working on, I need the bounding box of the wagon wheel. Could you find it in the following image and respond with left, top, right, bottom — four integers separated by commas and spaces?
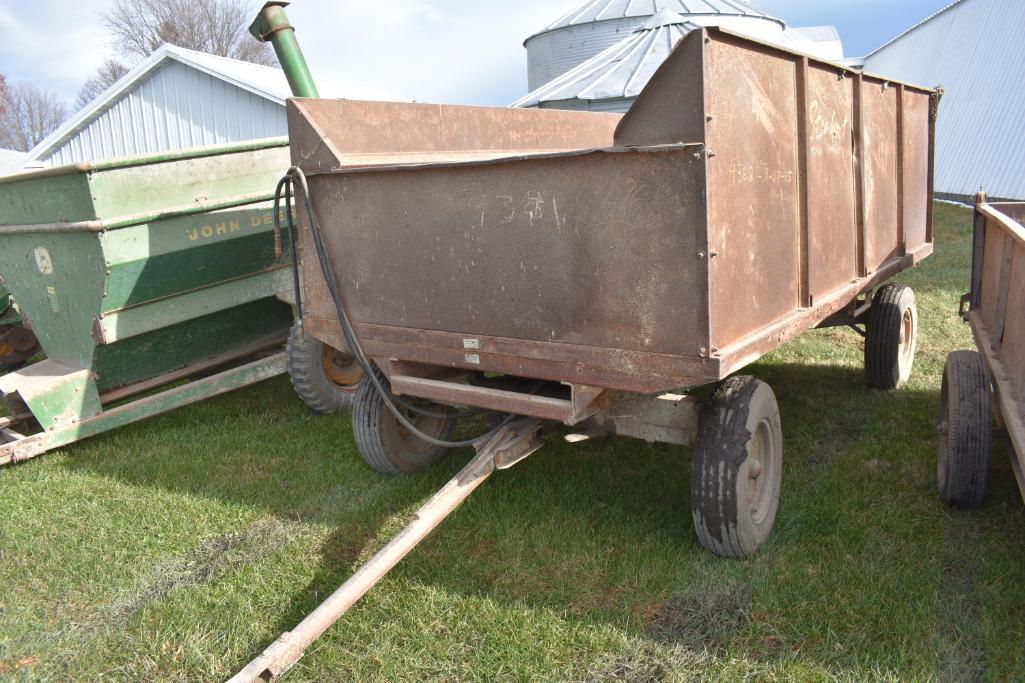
865, 284, 918, 390
938, 350, 992, 508
352, 365, 457, 475
285, 323, 363, 413
691, 376, 783, 558
0, 323, 41, 371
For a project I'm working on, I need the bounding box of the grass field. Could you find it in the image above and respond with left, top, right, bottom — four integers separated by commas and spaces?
1, 202, 1023, 681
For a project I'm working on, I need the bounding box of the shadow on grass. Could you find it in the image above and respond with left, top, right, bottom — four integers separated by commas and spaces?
58, 359, 1025, 678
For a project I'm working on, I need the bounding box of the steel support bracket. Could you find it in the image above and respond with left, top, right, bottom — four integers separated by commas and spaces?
959, 292, 972, 321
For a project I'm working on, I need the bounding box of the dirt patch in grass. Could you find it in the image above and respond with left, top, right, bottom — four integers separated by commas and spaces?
644, 580, 751, 652
88, 518, 301, 634
586, 579, 750, 681
0, 656, 38, 677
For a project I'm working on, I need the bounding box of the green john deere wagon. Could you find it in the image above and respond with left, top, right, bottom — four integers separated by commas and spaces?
0, 139, 311, 465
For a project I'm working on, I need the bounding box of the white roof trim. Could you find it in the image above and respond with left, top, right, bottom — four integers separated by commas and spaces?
24, 44, 289, 164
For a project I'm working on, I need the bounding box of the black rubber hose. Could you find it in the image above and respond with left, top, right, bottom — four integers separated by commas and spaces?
278, 167, 520, 449
274, 176, 304, 334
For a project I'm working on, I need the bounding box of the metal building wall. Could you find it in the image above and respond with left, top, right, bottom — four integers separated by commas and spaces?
44, 61, 286, 166
863, 0, 1025, 200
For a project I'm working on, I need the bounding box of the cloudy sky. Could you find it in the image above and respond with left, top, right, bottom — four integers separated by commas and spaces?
0, 0, 953, 108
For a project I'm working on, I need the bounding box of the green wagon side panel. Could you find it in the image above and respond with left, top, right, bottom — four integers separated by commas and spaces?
0, 138, 289, 227
0, 231, 106, 368
100, 203, 293, 312
0, 173, 98, 226
93, 297, 293, 391
88, 145, 291, 223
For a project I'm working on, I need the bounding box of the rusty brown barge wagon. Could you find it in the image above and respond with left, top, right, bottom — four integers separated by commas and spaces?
235, 3, 938, 679
938, 196, 1025, 507
288, 28, 940, 548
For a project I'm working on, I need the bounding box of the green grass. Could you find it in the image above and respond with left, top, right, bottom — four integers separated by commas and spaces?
1, 203, 1023, 681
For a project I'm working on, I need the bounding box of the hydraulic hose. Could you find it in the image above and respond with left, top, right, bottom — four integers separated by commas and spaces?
276, 167, 522, 448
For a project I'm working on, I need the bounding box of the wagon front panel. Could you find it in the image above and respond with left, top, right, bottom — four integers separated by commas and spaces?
296, 146, 717, 393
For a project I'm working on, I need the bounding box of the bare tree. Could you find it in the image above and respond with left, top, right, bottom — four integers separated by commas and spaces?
76, 59, 130, 110
102, 0, 274, 65
0, 82, 68, 152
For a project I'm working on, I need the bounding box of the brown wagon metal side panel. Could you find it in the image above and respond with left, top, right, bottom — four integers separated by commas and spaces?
611, 28, 936, 372
806, 62, 859, 301
901, 88, 931, 254
287, 27, 936, 399
702, 34, 803, 347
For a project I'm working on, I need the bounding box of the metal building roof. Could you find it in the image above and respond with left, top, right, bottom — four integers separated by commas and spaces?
534, 0, 783, 36
514, 10, 698, 108
24, 44, 401, 167
862, 0, 1025, 200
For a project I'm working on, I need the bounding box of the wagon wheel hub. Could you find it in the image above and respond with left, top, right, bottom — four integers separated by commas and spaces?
321, 346, 362, 392
745, 417, 779, 525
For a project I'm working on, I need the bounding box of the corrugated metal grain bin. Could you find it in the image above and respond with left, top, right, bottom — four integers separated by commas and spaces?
0, 139, 294, 464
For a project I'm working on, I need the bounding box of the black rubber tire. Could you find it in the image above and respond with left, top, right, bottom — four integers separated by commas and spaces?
352, 365, 457, 475
865, 284, 918, 390
938, 350, 992, 508
285, 324, 360, 414
692, 376, 783, 559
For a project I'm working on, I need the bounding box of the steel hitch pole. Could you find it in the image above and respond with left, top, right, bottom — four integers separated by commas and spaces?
229, 418, 545, 682
249, 2, 320, 98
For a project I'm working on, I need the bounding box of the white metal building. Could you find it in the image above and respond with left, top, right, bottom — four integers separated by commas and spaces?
0, 149, 25, 176
861, 0, 1025, 201
518, 0, 842, 113
23, 44, 393, 169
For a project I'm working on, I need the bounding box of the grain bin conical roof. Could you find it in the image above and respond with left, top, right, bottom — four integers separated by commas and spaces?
514, 10, 698, 109
537, 0, 783, 35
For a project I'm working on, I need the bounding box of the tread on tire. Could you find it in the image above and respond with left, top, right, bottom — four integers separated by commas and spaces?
938, 350, 992, 508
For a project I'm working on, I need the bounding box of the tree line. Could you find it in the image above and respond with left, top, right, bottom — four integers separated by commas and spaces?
1, 0, 273, 153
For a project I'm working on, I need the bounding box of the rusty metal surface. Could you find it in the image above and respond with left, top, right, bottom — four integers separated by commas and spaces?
806, 64, 858, 300
293, 144, 712, 393
862, 78, 902, 271
902, 88, 931, 252
288, 99, 622, 173
703, 33, 801, 346
288, 27, 935, 399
